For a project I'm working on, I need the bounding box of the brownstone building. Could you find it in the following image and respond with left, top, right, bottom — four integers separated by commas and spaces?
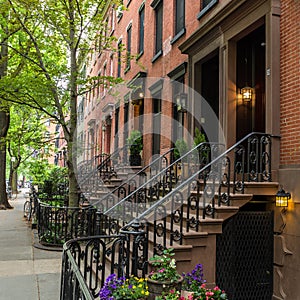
78, 0, 300, 299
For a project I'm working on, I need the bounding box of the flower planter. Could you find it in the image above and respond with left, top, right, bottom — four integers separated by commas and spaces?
146, 275, 183, 300
181, 290, 194, 298
129, 154, 142, 166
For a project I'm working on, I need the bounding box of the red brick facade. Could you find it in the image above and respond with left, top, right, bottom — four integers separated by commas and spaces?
78, 1, 300, 298
280, 0, 300, 165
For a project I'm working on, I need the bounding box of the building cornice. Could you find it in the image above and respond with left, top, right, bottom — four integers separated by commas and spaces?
179, 0, 270, 54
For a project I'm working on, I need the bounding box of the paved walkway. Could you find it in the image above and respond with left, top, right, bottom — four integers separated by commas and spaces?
0, 188, 62, 300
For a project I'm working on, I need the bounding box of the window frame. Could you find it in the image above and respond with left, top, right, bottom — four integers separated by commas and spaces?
138, 3, 145, 57
151, 0, 163, 62
171, 0, 186, 44
125, 23, 132, 72
117, 39, 122, 78
197, 0, 218, 20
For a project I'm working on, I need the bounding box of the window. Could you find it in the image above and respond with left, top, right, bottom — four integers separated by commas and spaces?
110, 54, 114, 77
117, 39, 122, 78
198, 0, 218, 19
202, 0, 214, 8
126, 24, 132, 71
138, 4, 145, 55
116, 5, 123, 20
151, 0, 163, 61
171, 0, 185, 44
110, 7, 115, 34
97, 73, 101, 98
103, 63, 107, 96
155, 3, 163, 54
175, 0, 185, 35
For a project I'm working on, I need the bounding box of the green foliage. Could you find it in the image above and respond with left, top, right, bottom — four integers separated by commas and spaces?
26, 158, 53, 185
44, 166, 68, 187
127, 130, 143, 155
193, 128, 206, 147
174, 139, 189, 160
149, 248, 181, 283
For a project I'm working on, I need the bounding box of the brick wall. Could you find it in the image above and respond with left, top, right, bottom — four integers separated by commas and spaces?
280, 0, 300, 165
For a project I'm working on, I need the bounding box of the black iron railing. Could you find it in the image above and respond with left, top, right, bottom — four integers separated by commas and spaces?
94, 147, 175, 212
78, 145, 130, 196
129, 133, 276, 253
94, 142, 221, 235
60, 132, 278, 299
37, 202, 97, 246
60, 222, 148, 300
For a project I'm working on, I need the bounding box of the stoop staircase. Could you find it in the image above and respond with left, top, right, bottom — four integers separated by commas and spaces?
60, 132, 280, 299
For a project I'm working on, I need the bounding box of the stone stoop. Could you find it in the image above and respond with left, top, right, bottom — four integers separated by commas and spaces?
244, 181, 279, 195
165, 183, 277, 284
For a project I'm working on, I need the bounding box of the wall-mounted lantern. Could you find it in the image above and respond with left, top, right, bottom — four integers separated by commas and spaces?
175, 92, 187, 113
131, 88, 144, 106
275, 187, 291, 208
241, 86, 253, 102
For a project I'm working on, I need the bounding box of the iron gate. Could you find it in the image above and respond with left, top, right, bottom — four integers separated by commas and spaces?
216, 211, 274, 299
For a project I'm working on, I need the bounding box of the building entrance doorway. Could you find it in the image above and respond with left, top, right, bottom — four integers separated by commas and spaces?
236, 25, 266, 141
195, 52, 219, 142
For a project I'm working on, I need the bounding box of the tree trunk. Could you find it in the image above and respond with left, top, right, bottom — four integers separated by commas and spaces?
0, 12, 12, 209
0, 109, 12, 209
67, 0, 79, 208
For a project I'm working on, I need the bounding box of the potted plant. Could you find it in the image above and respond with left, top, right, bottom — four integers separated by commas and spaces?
174, 139, 189, 161
193, 128, 206, 148
181, 264, 206, 298
127, 130, 143, 166
99, 274, 149, 299
192, 284, 228, 299
192, 128, 208, 166
174, 139, 189, 179
147, 248, 183, 300
155, 289, 182, 299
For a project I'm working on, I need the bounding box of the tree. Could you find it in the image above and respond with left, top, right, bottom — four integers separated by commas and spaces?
7, 105, 50, 193
2, 0, 122, 207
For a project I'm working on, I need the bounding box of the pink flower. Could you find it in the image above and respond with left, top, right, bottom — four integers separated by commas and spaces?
214, 286, 220, 291
169, 289, 175, 294
158, 268, 165, 273
201, 283, 206, 288
206, 291, 214, 296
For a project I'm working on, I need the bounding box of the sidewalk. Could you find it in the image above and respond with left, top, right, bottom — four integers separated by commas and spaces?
0, 188, 62, 300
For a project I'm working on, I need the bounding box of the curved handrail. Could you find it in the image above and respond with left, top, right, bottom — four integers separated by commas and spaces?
97, 147, 175, 203
95, 141, 222, 215
78, 144, 130, 186
60, 132, 279, 299
125, 132, 278, 227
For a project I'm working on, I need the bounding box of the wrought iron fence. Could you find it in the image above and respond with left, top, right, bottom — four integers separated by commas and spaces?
60, 132, 278, 299
60, 222, 148, 300
78, 144, 131, 196
94, 147, 175, 212
129, 132, 276, 253
94, 141, 221, 236
37, 202, 97, 247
